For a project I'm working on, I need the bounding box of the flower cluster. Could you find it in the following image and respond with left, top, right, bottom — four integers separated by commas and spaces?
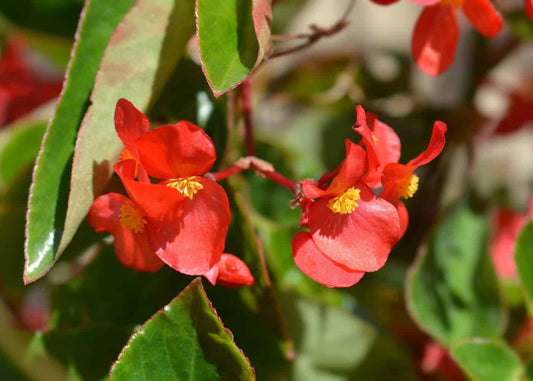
372, 0, 509, 76
88, 99, 254, 288
292, 106, 447, 287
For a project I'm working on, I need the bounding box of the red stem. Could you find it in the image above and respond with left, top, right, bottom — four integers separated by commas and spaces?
256, 167, 298, 191
209, 165, 246, 181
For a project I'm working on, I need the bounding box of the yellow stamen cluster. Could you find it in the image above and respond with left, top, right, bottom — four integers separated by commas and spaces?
327, 187, 361, 215
166, 176, 204, 199
397, 174, 419, 199
119, 203, 146, 233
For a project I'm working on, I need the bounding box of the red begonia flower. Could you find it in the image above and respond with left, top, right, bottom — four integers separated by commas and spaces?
526, 0, 533, 20
115, 122, 230, 276
301, 142, 401, 272
88, 192, 164, 272
462, 0, 503, 38
380, 121, 447, 236
114, 98, 151, 181
490, 196, 533, 279
493, 92, 533, 135
411, 0, 502, 76
0, 37, 62, 127
292, 232, 365, 287
354, 105, 401, 187
412, 4, 459, 76
204, 254, 255, 288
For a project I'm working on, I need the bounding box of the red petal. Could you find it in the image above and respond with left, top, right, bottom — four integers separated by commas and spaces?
135, 121, 216, 179
396, 200, 409, 238
371, 0, 400, 4
490, 209, 526, 279
381, 163, 414, 188
326, 141, 367, 195
409, 0, 441, 4
301, 179, 329, 199
114, 160, 184, 221
367, 112, 401, 167
353, 106, 382, 187
309, 194, 400, 272
292, 232, 365, 287
407, 121, 447, 168
146, 178, 230, 275
526, 0, 533, 20
88, 193, 164, 272
210, 254, 254, 288
412, 5, 459, 76
115, 98, 150, 148
462, 0, 503, 38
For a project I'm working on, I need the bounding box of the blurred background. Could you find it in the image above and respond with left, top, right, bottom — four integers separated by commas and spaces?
0, 0, 532, 379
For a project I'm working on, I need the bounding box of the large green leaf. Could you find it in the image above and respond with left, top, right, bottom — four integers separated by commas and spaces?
281, 293, 376, 380
61, 0, 196, 266
406, 198, 504, 346
196, 0, 271, 96
24, 0, 136, 284
516, 222, 533, 307
110, 278, 255, 381
451, 339, 523, 381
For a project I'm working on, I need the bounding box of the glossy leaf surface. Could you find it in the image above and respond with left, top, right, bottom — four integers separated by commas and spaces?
24, 0, 136, 283
59, 0, 196, 272
110, 278, 255, 381
451, 340, 523, 381
196, 0, 271, 96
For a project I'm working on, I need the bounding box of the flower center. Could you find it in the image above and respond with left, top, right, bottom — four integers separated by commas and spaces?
119, 203, 146, 233
397, 174, 419, 199
166, 176, 204, 199
327, 187, 361, 214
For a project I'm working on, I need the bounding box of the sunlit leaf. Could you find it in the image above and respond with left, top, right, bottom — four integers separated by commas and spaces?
516, 222, 533, 308
110, 278, 255, 380
406, 198, 504, 346
24, 0, 137, 284
196, 0, 271, 96
451, 339, 523, 381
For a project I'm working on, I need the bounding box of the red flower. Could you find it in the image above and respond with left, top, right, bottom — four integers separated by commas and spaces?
526, 0, 533, 20
380, 121, 447, 236
88, 192, 164, 272
353, 105, 401, 188
204, 254, 255, 288
490, 195, 533, 279
115, 118, 231, 276
0, 37, 62, 126
114, 98, 150, 181
412, 0, 502, 75
293, 139, 401, 287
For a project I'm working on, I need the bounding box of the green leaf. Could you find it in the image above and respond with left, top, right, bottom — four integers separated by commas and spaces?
0, 104, 51, 191
516, 222, 533, 307
451, 339, 523, 381
110, 278, 255, 381
60, 0, 196, 272
24, 0, 137, 284
281, 293, 376, 380
196, 0, 271, 96
406, 198, 504, 346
